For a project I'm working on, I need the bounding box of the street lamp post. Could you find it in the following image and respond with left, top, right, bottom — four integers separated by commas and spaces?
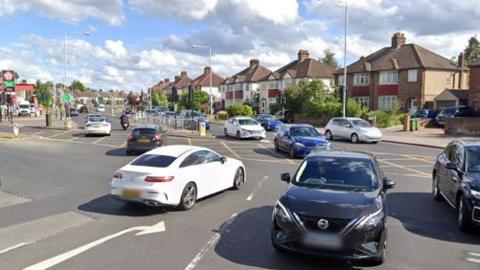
342, 0, 348, 118
192, 44, 213, 121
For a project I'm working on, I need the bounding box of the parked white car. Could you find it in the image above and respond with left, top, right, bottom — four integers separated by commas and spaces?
84, 116, 111, 136
224, 116, 266, 139
325, 117, 383, 143
110, 145, 246, 210
96, 104, 105, 112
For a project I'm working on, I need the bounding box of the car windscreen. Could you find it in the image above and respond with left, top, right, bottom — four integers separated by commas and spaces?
19, 105, 29, 109
352, 119, 371, 128
467, 146, 480, 172
131, 154, 176, 168
132, 128, 156, 137
238, 119, 258, 125
89, 117, 105, 122
290, 127, 319, 137
294, 157, 378, 191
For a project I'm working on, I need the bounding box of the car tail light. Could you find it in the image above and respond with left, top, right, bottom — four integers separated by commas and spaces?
154, 135, 163, 142
127, 135, 133, 141
113, 172, 123, 179
145, 176, 174, 182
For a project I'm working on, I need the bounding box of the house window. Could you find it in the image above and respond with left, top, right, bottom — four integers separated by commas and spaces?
268, 97, 277, 105
408, 69, 417, 82
378, 96, 398, 111
379, 70, 398, 85
353, 73, 370, 85
353, 96, 369, 108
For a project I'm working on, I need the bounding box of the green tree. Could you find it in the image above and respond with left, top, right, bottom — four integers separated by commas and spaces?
70, 80, 86, 92
179, 90, 209, 110
152, 91, 168, 107
321, 49, 339, 69
284, 80, 331, 114
464, 36, 480, 64
227, 104, 253, 116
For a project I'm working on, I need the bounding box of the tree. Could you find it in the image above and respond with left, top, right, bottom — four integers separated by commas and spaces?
463, 36, 480, 64
178, 90, 210, 111
152, 90, 168, 107
321, 49, 339, 69
70, 80, 86, 92
284, 80, 331, 114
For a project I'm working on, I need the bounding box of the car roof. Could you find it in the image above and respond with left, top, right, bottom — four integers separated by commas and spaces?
330, 117, 363, 121
231, 116, 253, 120
284, 124, 313, 128
147, 145, 208, 157
453, 140, 480, 147
306, 150, 374, 160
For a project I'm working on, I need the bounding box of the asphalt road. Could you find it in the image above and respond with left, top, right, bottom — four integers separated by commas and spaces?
1, 111, 480, 270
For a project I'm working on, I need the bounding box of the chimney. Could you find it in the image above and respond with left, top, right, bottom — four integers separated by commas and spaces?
249, 59, 259, 68
391, 32, 406, 48
164, 78, 169, 83
458, 52, 465, 89
204, 66, 212, 74
298, 49, 310, 62
180, 71, 187, 77
174, 76, 180, 82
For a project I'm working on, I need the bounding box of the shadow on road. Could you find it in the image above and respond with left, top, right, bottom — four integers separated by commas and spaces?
105, 148, 129, 157
214, 206, 361, 270
78, 195, 166, 217
252, 148, 289, 159
387, 192, 480, 244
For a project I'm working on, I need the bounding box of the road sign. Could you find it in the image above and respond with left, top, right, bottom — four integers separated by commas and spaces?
62, 93, 73, 103
2, 70, 16, 90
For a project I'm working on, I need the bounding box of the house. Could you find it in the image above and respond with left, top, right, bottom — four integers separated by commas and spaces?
166, 71, 191, 102
469, 60, 480, 111
434, 89, 469, 110
257, 49, 336, 113
336, 33, 469, 112
190, 66, 225, 108
220, 59, 272, 108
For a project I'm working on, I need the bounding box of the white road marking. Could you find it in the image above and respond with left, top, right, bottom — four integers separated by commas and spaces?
185, 213, 238, 270
246, 176, 269, 201
68, 136, 79, 141
260, 139, 270, 143
23, 221, 165, 270
47, 130, 72, 138
256, 143, 294, 164
0, 190, 31, 208
220, 141, 241, 159
466, 257, 480, 264
468, 252, 480, 257
0, 242, 32, 255
0, 212, 93, 256
92, 136, 108, 144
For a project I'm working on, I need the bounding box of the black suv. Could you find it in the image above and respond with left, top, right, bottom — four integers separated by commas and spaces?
432, 140, 480, 231
272, 151, 395, 265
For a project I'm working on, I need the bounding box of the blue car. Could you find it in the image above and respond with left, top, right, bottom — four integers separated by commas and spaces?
254, 114, 283, 131
274, 124, 331, 158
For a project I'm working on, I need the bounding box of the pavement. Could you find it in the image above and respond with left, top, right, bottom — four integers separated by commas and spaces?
1, 107, 480, 269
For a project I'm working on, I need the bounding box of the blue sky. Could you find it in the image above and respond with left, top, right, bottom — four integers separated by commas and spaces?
0, 0, 477, 91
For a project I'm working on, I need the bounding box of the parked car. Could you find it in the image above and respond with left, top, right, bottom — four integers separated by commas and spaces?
255, 114, 283, 131
274, 124, 330, 158
111, 145, 246, 209
179, 110, 210, 129
86, 113, 102, 122
325, 117, 383, 143
17, 100, 31, 116
435, 106, 473, 126
162, 111, 176, 118
79, 106, 89, 113
274, 109, 294, 123
413, 109, 437, 119
224, 116, 266, 140
272, 151, 395, 265
432, 140, 480, 231
69, 108, 79, 116
145, 109, 159, 116
84, 116, 111, 136
29, 104, 36, 115
126, 124, 167, 155
96, 104, 106, 112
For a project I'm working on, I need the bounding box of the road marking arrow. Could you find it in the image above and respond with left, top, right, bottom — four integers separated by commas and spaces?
24, 221, 166, 270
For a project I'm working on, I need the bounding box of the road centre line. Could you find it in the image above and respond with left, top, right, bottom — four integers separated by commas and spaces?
0, 242, 32, 255
93, 136, 108, 144
466, 258, 480, 264
68, 136, 80, 141
48, 130, 73, 138
39, 137, 117, 148
220, 141, 241, 159
246, 176, 269, 201
400, 154, 434, 164
468, 252, 480, 257
185, 213, 238, 270
378, 159, 430, 177
256, 144, 294, 164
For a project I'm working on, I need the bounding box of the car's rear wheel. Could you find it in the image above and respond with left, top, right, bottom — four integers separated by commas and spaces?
432, 174, 443, 201
178, 182, 197, 210
457, 195, 473, 231
289, 145, 296, 158
325, 130, 333, 140
351, 133, 359, 143
224, 128, 228, 137
126, 150, 134, 156
236, 131, 241, 140
233, 167, 244, 190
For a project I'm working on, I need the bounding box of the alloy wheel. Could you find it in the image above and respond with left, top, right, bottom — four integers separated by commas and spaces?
351, 134, 359, 143
182, 183, 197, 209
233, 168, 244, 189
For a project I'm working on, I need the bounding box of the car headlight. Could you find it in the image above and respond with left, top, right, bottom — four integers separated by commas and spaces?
241, 129, 250, 134
293, 142, 305, 149
355, 208, 384, 230
273, 201, 293, 223
471, 189, 480, 200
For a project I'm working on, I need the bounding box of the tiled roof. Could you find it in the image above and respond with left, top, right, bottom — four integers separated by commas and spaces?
173, 72, 192, 89
191, 67, 225, 87
225, 60, 272, 84
273, 58, 335, 79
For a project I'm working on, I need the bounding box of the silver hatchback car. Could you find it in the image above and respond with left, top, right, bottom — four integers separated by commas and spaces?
325, 117, 383, 143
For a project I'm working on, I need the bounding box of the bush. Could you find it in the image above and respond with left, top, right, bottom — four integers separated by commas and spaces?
306, 99, 367, 119
368, 108, 407, 128
216, 111, 229, 120
227, 104, 253, 116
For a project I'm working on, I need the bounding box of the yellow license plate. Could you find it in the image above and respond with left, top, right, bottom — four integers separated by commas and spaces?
138, 139, 150, 144
122, 189, 141, 198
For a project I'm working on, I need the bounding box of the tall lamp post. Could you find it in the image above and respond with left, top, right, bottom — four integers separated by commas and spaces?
64, 31, 90, 119
191, 44, 213, 121
341, 0, 348, 118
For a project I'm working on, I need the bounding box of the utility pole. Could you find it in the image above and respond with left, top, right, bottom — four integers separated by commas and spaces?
192, 44, 213, 121
342, 0, 348, 118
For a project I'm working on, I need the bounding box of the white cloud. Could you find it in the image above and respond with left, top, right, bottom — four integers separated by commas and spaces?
129, 0, 218, 20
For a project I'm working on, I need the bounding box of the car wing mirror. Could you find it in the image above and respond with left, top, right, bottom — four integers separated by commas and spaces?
220, 156, 227, 164
383, 177, 395, 190
281, 172, 291, 183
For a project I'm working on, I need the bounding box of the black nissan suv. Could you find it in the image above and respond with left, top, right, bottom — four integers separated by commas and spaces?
271, 151, 395, 265
432, 140, 480, 231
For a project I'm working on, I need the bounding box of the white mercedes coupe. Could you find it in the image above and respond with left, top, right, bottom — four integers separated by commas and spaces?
111, 145, 246, 210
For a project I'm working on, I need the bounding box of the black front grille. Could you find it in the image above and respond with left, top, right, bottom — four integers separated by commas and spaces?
296, 214, 352, 233
473, 208, 480, 221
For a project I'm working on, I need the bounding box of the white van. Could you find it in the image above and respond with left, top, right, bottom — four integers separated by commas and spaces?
18, 101, 31, 116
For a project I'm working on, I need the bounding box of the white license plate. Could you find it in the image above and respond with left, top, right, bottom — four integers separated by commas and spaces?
303, 232, 342, 249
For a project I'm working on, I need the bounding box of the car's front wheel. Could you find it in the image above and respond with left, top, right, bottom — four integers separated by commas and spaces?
325, 130, 333, 140
289, 145, 296, 158
432, 174, 443, 201
457, 195, 473, 231
233, 167, 244, 190
236, 131, 241, 140
178, 182, 197, 211
224, 128, 228, 137
351, 133, 359, 143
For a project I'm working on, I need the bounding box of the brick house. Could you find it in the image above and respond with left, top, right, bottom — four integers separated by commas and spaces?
336, 33, 469, 112
257, 49, 336, 113
190, 66, 225, 108
165, 71, 191, 102
469, 60, 480, 111
219, 59, 271, 108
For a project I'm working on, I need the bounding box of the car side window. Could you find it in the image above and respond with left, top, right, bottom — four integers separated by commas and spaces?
201, 150, 221, 163
332, 119, 340, 126
448, 144, 458, 163
180, 152, 205, 167
455, 145, 465, 170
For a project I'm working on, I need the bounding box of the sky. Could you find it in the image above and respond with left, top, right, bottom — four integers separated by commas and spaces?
0, 0, 478, 92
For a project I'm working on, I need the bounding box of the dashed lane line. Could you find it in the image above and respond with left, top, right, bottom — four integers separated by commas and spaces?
400, 154, 435, 164
184, 213, 238, 270
39, 137, 118, 148
256, 143, 294, 164
220, 141, 241, 159
92, 136, 108, 145
47, 130, 73, 138
246, 176, 269, 201
0, 242, 32, 255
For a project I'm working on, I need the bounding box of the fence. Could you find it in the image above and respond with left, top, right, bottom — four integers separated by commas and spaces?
131, 112, 200, 131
